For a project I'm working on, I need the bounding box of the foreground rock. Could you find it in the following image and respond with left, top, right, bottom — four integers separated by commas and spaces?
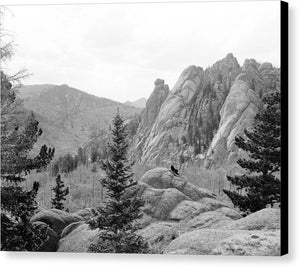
164, 229, 280, 256
161, 208, 280, 255
31, 208, 87, 251
58, 223, 98, 252
53, 168, 279, 255
222, 208, 280, 230
136, 222, 178, 254
32, 221, 59, 252
31, 210, 68, 236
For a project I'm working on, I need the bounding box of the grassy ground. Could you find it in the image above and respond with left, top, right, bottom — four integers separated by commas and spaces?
24, 161, 242, 212
24, 164, 105, 213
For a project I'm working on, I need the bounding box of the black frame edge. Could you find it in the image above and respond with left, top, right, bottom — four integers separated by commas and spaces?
280, 0, 288, 256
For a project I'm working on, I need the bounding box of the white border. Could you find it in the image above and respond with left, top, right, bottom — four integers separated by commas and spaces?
0, 0, 299, 267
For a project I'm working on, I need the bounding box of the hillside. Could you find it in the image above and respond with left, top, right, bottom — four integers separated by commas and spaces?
17, 84, 141, 156
124, 97, 147, 108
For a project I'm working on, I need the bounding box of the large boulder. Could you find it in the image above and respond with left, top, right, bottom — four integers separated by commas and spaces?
58, 223, 98, 252
125, 168, 229, 222
31, 210, 67, 236
141, 185, 189, 220
164, 229, 280, 256
222, 208, 280, 230
32, 221, 59, 252
50, 209, 84, 225
140, 168, 216, 201
125, 181, 189, 220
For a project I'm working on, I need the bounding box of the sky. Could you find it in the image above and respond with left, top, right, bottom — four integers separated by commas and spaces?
2, 0, 280, 103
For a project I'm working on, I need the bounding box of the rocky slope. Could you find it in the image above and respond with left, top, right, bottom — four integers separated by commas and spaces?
34, 168, 280, 255
131, 54, 280, 168
17, 84, 141, 156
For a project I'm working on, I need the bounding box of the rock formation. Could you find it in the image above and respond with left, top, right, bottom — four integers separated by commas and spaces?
142, 79, 169, 128
131, 54, 280, 168
30, 208, 84, 251
51, 167, 280, 255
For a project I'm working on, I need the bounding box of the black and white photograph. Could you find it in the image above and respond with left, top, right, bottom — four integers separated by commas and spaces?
0, 0, 288, 257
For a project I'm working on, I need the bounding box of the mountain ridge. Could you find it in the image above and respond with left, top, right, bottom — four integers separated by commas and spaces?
124, 97, 147, 108
17, 84, 141, 156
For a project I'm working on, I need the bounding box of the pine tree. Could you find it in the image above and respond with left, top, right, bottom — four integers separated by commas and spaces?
51, 174, 69, 210
88, 111, 148, 253
1, 73, 55, 250
1, 23, 55, 250
223, 90, 281, 213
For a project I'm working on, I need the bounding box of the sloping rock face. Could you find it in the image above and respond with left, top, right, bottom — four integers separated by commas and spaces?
131, 54, 280, 167
130, 79, 169, 160
204, 59, 280, 166
132, 54, 241, 167
205, 77, 261, 166
142, 79, 169, 128
221, 208, 280, 230
164, 229, 280, 255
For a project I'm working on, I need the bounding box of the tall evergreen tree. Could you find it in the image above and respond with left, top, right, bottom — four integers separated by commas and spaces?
88, 111, 148, 253
51, 174, 69, 210
1, 23, 55, 250
1, 72, 55, 250
223, 90, 281, 213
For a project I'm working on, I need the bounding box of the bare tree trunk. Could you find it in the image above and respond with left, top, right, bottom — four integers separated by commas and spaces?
92, 173, 95, 207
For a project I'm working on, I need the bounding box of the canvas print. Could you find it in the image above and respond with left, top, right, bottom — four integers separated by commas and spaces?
0, 1, 288, 255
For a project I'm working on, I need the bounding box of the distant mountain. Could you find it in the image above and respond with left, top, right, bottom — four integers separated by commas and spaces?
17, 84, 142, 156
124, 97, 147, 108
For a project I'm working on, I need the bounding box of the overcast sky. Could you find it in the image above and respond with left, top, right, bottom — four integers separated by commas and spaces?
2, 1, 280, 103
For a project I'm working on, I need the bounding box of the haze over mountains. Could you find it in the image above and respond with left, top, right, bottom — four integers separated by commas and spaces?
17, 84, 141, 155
